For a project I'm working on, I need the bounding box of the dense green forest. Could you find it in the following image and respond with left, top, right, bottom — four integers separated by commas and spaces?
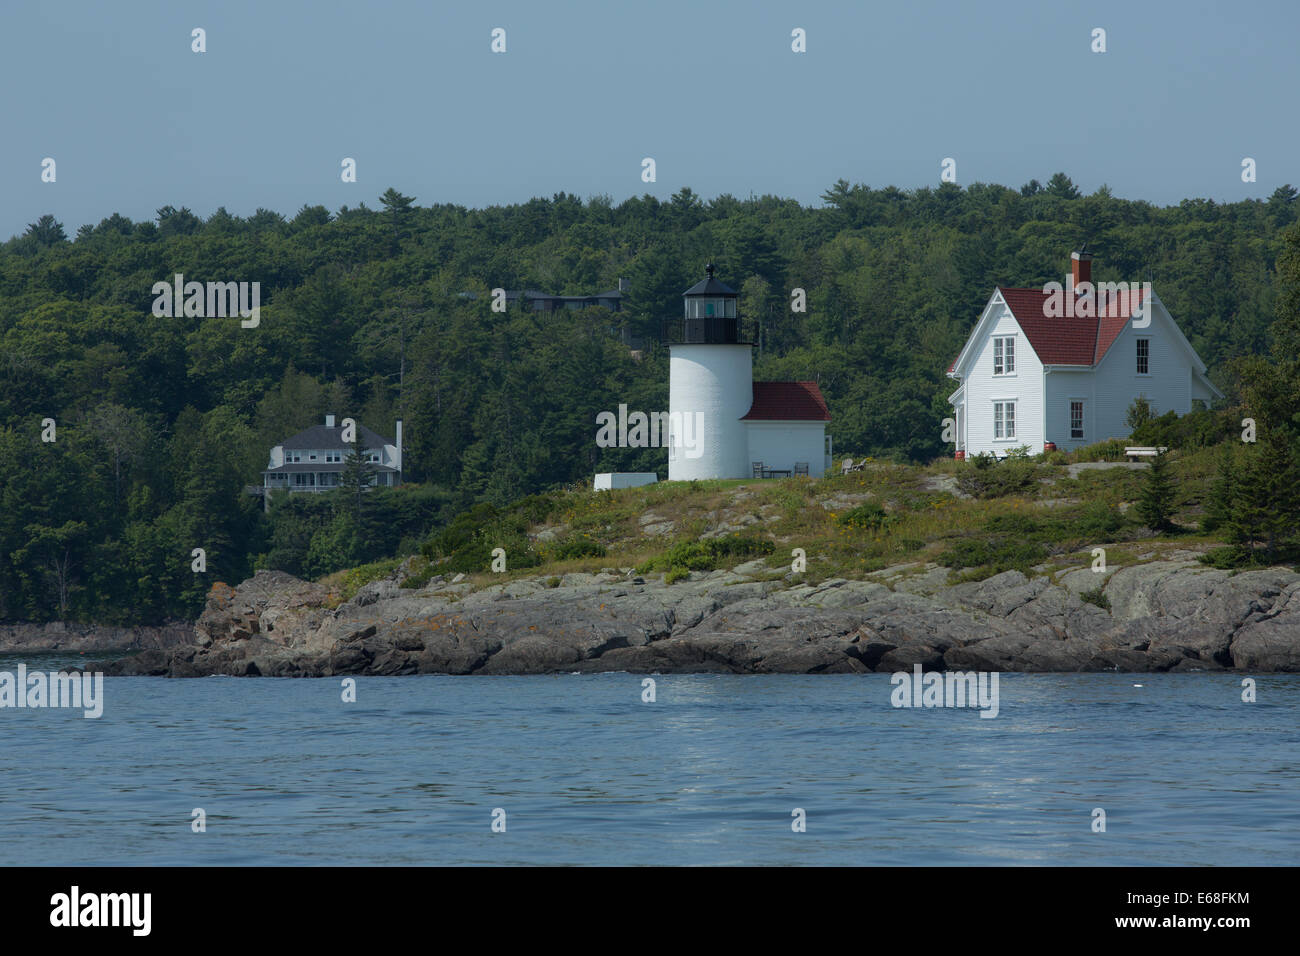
1, 175, 1297, 623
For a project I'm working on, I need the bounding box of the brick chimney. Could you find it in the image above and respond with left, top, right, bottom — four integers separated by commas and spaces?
1071, 249, 1093, 290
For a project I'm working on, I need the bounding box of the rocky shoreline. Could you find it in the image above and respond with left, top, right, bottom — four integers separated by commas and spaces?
1, 621, 194, 655
87, 556, 1300, 676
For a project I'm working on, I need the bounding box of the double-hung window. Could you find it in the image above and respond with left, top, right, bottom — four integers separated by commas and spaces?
1070, 401, 1084, 440
993, 336, 1015, 375
994, 401, 1016, 439
1136, 338, 1150, 374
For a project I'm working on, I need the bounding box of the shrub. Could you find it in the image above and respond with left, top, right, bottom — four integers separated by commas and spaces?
1199, 545, 1253, 569
1126, 396, 1155, 431
638, 534, 776, 577
398, 556, 435, 589
338, 557, 403, 600
956, 458, 1038, 498
983, 513, 1042, 536
1131, 407, 1238, 451
1079, 586, 1111, 610
514, 493, 555, 526
1072, 438, 1128, 462
937, 536, 1046, 574
938, 512, 1049, 576
549, 537, 608, 560
421, 500, 543, 572
1072, 500, 1126, 539
399, 569, 435, 589
837, 501, 890, 530
665, 566, 690, 585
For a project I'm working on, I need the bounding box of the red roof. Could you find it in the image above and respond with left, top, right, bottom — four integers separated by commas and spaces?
741, 381, 831, 422
950, 285, 1147, 371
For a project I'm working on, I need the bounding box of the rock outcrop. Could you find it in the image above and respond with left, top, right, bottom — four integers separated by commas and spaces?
0, 621, 193, 654
90, 559, 1300, 676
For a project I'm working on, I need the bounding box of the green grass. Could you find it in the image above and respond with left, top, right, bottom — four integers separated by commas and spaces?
323, 441, 1247, 591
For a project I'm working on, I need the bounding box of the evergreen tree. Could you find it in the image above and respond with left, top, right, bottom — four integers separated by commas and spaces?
1229, 430, 1300, 563
1136, 451, 1176, 532
1201, 444, 1236, 532
1046, 172, 1081, 199
379, 187, 416, 253
23, 214, 68, 247
339, 447, 377, 528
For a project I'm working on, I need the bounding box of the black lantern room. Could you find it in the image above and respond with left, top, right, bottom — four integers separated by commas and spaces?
681, 264, 740, 343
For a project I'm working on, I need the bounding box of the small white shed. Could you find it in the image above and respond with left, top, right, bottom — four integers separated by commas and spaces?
594, 473, 659, 491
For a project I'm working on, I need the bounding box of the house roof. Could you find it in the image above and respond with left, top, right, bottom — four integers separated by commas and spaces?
506, 290, 622, 303
279, 423, 392, 450
264, 461, 398, 474
948, 284, 1147, 371
741, 381, 831, 422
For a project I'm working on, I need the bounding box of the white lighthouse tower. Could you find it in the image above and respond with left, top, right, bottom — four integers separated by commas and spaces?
668, 265, 752, 480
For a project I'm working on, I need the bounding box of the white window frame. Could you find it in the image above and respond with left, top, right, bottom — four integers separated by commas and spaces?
1136, 337, 1150, 375
993, 399, 1017, 440
1069, 399, 1085, 441
993, 335, 1016, 376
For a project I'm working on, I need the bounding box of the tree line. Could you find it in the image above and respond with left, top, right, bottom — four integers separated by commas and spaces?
1, 178, 1297, 622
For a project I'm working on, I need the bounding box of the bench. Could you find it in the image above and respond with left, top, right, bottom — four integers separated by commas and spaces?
1124, 446, 1168, 461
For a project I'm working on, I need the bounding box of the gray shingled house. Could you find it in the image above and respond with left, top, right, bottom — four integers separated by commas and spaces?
259, 415, 402, 507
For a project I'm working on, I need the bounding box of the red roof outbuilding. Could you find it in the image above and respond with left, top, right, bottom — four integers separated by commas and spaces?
741, 381, 831, 421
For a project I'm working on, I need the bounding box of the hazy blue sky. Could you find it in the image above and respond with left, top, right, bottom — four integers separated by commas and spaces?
2, 0, 1296, 236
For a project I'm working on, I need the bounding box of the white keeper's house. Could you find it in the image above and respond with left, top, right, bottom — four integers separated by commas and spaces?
260, 415, 402, 505
945, 250, 1223, 458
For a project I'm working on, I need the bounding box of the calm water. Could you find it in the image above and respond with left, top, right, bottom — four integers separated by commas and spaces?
1, 655, 1297, 865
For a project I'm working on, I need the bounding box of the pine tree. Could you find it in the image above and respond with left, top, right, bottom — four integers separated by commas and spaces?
1229, 431, 1300, 563
339, 446, 377, 528
1136, 451, 1176, 532
1201, 444, 1236, 532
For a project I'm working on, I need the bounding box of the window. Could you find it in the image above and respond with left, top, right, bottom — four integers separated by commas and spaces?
1136, 338, 1149, 374
1070, 401, 1084, 440
687, 297, 735, 319
994, 401, 1016, 439
993, 336, 1015, 375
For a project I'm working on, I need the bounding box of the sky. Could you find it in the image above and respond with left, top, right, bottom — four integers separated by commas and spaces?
1, 0, 1297, 237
